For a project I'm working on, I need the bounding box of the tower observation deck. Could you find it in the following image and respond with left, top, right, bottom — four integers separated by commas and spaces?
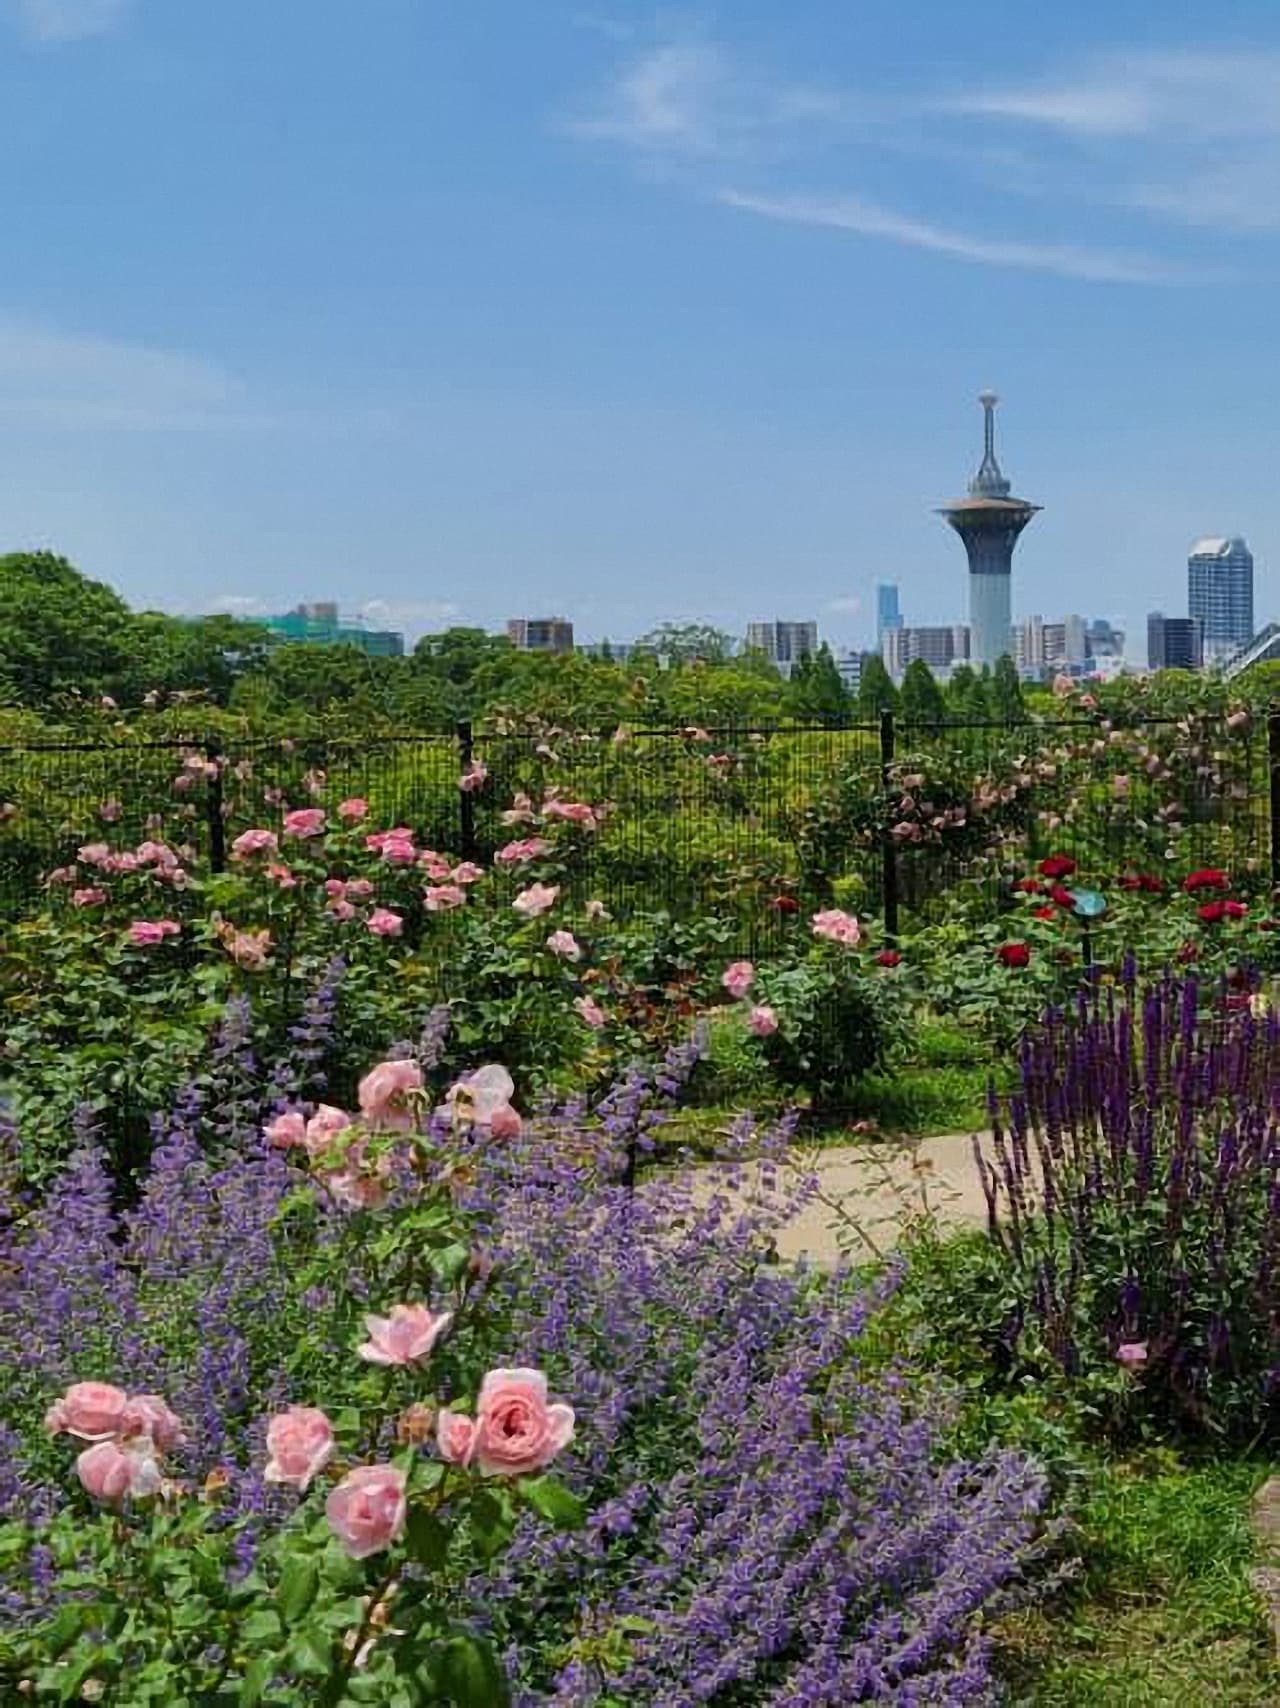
938, 393, 1040, 670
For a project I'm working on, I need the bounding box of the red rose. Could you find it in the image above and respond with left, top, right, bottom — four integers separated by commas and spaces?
1119, 874, 1143, 892
1050, 885, 1076, 910
1039, 855, 1077, 880
875, 949, 902, 968
1034, 905, 1057, 922
1013, 877, 1043, 895
770, 895, 799, 914
1183, 868, 1230, 894
1141, 875, 1165, 894
1225, 900, 1248, 919
1198, 901, 1228, 924
997, 942, 1031, 968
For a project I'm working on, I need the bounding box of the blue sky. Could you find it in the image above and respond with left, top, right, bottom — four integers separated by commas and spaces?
3, 0, 1280, 653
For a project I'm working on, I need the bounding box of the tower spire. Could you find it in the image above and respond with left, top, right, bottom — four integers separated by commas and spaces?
970, 390, 1011, 499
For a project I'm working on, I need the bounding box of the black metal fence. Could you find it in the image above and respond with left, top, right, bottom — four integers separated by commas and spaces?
1, 712, 1274, 942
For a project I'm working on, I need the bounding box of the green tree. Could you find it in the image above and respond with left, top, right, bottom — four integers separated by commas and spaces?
633, 622, 736, 665
787, 644, 849, 726
856, 655, 899, 719
991, 654, 1027, 723
0, 552, 136, 705
947, 663, 989, 722
899, 658, 946, 724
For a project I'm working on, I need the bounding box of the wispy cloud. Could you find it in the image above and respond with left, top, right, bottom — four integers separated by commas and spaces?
826, 596, 862, 616
17, 0, 134, 43
360, 599, 460, 634
566, 36, 1267, 279
720, 190, 1197, 285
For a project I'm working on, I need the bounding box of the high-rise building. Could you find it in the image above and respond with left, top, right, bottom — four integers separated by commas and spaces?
1085, 618, 1125, 660
507, 617, 575, 653
254, 603, 404, 657
1148, 613, 1204, 672
883, 624, 969, 680
875, 584, 902, 645
1188, 537, 1254, 662
939, 393, 1041, 670
745, 620, 819, 676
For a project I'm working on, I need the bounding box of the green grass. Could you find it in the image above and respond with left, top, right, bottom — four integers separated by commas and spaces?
998, 1456, 1280, 1705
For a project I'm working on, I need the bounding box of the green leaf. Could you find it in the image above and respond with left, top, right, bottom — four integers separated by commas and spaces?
237, 1656, 273, 1707
239, 1609, 282, 1645
434, 1633, 511, 1708
405, 1507, 450, 1569
518, 1475, 586, 1530
277, 1555, 319, 1624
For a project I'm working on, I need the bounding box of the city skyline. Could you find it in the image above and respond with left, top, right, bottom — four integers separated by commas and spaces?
2, 3, 1279, 646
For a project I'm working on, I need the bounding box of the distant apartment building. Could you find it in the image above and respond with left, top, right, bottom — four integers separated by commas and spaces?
255, 602, 404, 657
507, 617, 575, 653
745, 620, 819, 664
875, 584, 902, 645
1188, 537, 1254, 662
883, 624, 970, 680
1147, 613, 1204, 672
1086, 618, 1125, 660
836, 650, 873, 691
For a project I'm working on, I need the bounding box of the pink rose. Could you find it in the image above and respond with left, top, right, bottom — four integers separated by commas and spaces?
135, 841, 177, 868
266, 863, 297, 889
345, 878, 375, 900
324, 1160, 391, 1212
231, 828, 279, 859
574, 996, 606, 1029
283, 808, 326, 839
98, 798, 122, 823
227, 928, 271, 971
469, 1368, 575, 1478
265, 1110, 308, 1150
47, 865, 77, 885
77, 842, 111, 867
264, 1406, 335, 1492
382, 836, 419, 867
436, 1410, 477, 1467
420, 852, 452, 880
357, 1304, 453, 1367
127, 919, 180, 947
339, 798, 369, 821
542, 798, 597, 829
1116, 1341, 1149, 1370
358, 1059, 423, 1130
811, 909, 861, 947
494, 837, 550, 867
513, 882, 559, 919
500, 791, 536, 827
747, 1004, 778, 1037
327, 876, 349, 898
441, 1064, 518, 1131
721, 960, 754, 1000
305, 1104, 354, 1156
72, 887, 107, 908
329, 899, 357, 922
451, 862, 485, 885
546, 930, 581, 961
488, 1103, 522, 1139
458, 761, 489, 793
118, 1394, 184, 1452
423, 884, 466, 912
45, 1381, 129, 1441
76, 1439, 163, 1505
366, 908, 404, 938
325, 1464, 407, 1559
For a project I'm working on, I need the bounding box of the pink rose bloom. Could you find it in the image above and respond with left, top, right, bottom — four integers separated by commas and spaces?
264, 1110, 308, 1150
266, 862, 297, 889
469, 1368, 575, 1478
324, 1161, 391, 1212
357, 1303, 454, 1367
110, 851, 139, 874
441, 1065, 519, 1132
325, 1464, 407, 1559
419, 851, 452, 880
811, 909, 861, 947
488, 1102, 522, 1139
118, 1394, 184, 1452
748, 1004, 779, 1037
451, 862, 485, 885
77, 842, 111, 867
231, 828, 279, 859
228, 928, 272, 971
135, 841, 177, 868
359, 1059, 423, 1130
45, 1381, 129, 1441
76, 1439, 163, 1505
436, 1409, 477, 1467
128, 919, 180, 947
500, 791, 536, 827
264, 1406, 335, 1492
47, 865, 78, 885
365, 827, 413, 854
98, 798, 122, 823
458, 760, 489, 793
328, 898, 357, 922
382, 836, 418, 867
424, 884, 466, 912
546, 929, 582, 961
305, 1104, 353, 1156
72, 887, 107, 908
339, 798, 369, 821
495, 837, 550, 867
513, 882, 559, 919
283, 808, 326, 839
173, 772, 194, 794
542, 799, 597, 829
721, 960, 755, 1000
574, 995, 606, 1029
1116, 1341, 1149, 1369
345, 878, 375, 900
366, 908, 404, 938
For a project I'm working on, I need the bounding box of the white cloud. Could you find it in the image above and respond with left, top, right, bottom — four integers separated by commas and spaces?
17, 0, 134, 43
360, 599, 461, 634
826, 596, 862, 615
719, 190, 1195, 285
206, 594, 270, 617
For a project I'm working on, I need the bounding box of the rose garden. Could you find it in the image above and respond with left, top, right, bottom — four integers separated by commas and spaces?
5, 661, 1280, 1702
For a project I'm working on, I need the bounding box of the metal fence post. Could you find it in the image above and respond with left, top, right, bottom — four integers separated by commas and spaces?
1269, 707, 1280, 891
205, 740, 226, 874
880, 708, 899, 941
456, 720, 477, 861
